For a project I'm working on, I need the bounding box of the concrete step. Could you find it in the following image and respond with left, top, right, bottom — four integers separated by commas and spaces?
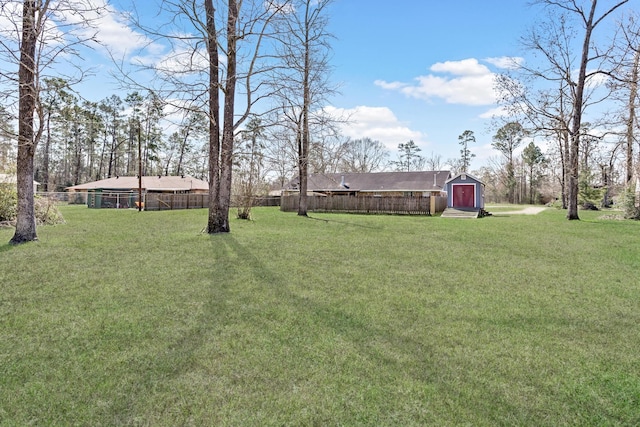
441, 208, 480, 218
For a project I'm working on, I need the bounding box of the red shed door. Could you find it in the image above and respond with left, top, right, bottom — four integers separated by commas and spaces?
453, 184, 475, 208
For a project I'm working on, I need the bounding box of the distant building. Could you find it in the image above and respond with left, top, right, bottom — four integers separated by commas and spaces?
0, 173, 39, 193
66, 175, 208, 194
280, 171, 451, 215
282, 171, 451, 197
66, 175, 209, 209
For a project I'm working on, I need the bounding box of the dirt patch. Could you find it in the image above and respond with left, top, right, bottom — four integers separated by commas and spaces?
491, 207, 547, 215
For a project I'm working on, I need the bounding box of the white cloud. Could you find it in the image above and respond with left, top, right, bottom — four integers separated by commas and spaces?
478, 106, 510, 119
139, 46, 210, 75
0, 2, 21, 39
484, 56, 524, 70
430, 58, 490, 76
376, 58, 499, 106
585, 69, 609, 89
373, 80, 407, 90
93, 4, 163, 58
406, 73, 496, 105
95, 14, 155, 57
325, 105, 426, 151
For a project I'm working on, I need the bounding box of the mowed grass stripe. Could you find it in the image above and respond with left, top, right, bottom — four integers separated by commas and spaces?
1, 206, 639, 426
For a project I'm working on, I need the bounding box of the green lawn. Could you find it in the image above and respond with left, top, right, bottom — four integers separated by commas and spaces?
1, 206, 639, 426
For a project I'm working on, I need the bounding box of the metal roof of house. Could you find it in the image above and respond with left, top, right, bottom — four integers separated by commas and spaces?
66, 175, 209, 192
284, 171, 451, 193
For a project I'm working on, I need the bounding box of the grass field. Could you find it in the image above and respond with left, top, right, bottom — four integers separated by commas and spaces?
1, 205, 639, 426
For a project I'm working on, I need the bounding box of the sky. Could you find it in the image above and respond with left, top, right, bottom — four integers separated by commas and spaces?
323, 1, 535, 169
0, 0, 599, 171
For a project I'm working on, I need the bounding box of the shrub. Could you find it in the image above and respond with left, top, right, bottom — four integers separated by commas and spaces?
0, 184, 17, 223
620, 187, 640, 220
35, 195, 65, 225
578, 170, 604, 208
0, 186, 64, 226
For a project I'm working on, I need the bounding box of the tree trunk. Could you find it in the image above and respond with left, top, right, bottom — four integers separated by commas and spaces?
98, 131, 107, 180
626, 48, 639, 186
205, 0, 223, 233
108, 124, 116, 177
86, 119, 95, 182
566, 0, 629, 219
566, 4, 597, 220
73, 125, 82, 185
42, 111, 51, 192
529, 164, 534, 204
11, 0, 38, 244
213, 0, 239, 232
560, 128, 569, 209
176, 131, 190, 176
297, 4, 312, 217
297, 129, 308, 216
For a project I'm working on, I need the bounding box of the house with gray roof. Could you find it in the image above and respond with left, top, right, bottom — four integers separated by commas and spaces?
281, 171, 451, 215
282, 171, 451, 197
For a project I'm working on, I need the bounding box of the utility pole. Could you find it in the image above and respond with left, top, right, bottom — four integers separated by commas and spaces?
138, 119, 142, 212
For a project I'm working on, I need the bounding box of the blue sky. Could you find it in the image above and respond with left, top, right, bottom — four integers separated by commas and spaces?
0, 1, 556, 170
323, 0, 535, 169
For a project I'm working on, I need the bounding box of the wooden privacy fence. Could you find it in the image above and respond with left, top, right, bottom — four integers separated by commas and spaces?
144, 193, 208, 211
280, 195, 447, 215
144, 193, 280, 211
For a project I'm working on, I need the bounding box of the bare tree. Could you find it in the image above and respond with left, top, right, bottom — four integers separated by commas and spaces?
120, 0, 286, 232
339, 137, 389, 173
492, 122, 527, 203
163, 111, 207, 176
271, 0, 336, 217
495, 60, 574, 208
497, 1, 631, 218
606, 13, 640, 186
0, 0, 105, 244
206, 0, 290, 232
235, 116, 266, 219
263, 121, 298, 188
624, 47, 639, 186
561, 0, 629, 219
534, 0, 629, 219
425, 151, 443, 171
308, 127, 347, 174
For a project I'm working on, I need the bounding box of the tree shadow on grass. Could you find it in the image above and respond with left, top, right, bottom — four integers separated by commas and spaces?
209, 236, 603, 424
194, 236, 445, 418
111, 232, 443, 423
109, 230, 580, 424
0, 242, 17, 253
307, 214, 384, 230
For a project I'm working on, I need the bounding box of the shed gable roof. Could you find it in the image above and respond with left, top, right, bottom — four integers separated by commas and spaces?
445, 172, 485, 186
285, 171, 451, 193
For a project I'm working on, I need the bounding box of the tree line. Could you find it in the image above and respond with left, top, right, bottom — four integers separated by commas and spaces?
1, 0, 639, 244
